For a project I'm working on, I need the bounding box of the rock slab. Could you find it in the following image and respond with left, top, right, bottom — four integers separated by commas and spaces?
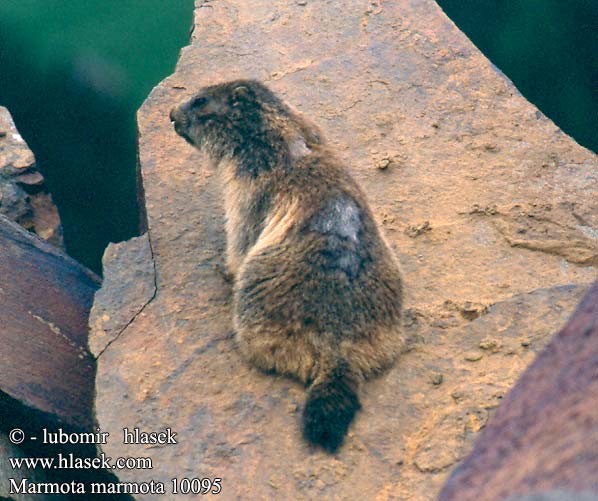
0, 214, 99, 430
439, 282, 598, 500
92, 0, 598, 499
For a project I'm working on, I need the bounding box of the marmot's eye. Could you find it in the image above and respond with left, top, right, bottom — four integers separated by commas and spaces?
192, 96, 208, 108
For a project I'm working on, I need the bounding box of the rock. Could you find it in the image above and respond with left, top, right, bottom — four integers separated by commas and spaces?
506, 492, 598, 501
376, 157, 391, 170
0, 107, 63, 247
405, 220, 432, 238
464, 352, 483, 362
475, 202, 598, 267
443, 299, 489, 321
0, 214, 99, 430
479, 338, 501, 352
89, 234, 156, 356
414, 412, 466, 473
92, 0, 597, 499
0, 113, 132, 500
439, 282, 598, 500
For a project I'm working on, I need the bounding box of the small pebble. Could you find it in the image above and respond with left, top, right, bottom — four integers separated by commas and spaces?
464, 351, 483, 362
451, 390, 466, 402
376, 157, 391, 170
405, 221, 431, 238
479, 338, 501, 351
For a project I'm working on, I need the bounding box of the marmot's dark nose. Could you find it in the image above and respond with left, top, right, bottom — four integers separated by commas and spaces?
170, 105, 190, 129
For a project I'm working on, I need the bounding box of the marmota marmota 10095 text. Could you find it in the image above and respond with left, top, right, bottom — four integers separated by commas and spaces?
170, 80, 404, 452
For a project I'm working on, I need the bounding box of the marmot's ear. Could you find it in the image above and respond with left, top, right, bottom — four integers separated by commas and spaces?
232, 85, 249, 101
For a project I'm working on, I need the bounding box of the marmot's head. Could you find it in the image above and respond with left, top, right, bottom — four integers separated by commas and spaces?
170, 80, 321, 176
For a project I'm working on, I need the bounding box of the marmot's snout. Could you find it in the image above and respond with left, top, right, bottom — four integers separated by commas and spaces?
170, 104, 189, 128
170, 103, 193, 144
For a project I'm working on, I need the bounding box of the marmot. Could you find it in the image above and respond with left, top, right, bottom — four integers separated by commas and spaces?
170, 80, 404, 452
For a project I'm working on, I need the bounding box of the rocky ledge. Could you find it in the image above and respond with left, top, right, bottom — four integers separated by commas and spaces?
440, 282, 598, 500
91, 0, 597, 499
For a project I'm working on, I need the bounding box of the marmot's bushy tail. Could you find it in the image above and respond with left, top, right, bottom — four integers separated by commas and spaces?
302, 360, 361, 453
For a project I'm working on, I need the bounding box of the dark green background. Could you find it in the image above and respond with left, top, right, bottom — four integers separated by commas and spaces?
0, 1, 595, 273
0, 0, 193, 273
437, 0, 598, 154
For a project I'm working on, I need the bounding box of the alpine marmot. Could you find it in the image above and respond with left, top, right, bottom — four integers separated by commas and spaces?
170, 80, 404, 452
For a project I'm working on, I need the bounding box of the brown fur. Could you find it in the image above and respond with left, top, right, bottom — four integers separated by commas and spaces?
170, 80, 404, 452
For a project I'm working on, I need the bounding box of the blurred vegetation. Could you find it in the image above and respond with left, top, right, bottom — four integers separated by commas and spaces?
0, 0, 192, 273
437, 0, 598, 154
0, 1, 595, 273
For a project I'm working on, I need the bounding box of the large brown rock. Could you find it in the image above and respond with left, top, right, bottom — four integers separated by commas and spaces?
0, 107, 63, 247
439, 282, 598, 500
91, 0, 598, 499
0, 214, 105, 499
0, 214, 99, 430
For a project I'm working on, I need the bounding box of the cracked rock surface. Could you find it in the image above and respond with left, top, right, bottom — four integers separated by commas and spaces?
91, 0, 597, 499
440, 282, 598, 500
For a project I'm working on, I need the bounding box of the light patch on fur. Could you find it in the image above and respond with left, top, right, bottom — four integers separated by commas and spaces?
243, 198, 301, 262
288, 137, 311, 159
311, 196, 361, 243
